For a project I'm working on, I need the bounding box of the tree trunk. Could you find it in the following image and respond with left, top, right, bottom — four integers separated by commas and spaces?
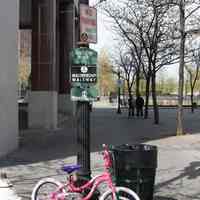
127, 81, 132, 99
128, 86, 132, 102
191, 89, 194, 113
144, 75, 150, 119
128, 84, 134, 116
152, 73, 159, 124
136, 69, 140, 98
176, 1, 185, 136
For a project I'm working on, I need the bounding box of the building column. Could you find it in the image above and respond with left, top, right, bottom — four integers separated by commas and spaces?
29, 0, 58, 129
58, 1, 75, 115
0, 0, 18, 156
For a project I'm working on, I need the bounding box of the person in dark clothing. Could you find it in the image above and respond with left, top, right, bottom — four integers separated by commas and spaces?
128, 96, 135, 117
136, 95, 144, 117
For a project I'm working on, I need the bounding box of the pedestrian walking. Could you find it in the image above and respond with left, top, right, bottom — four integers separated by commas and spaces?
128, 96, 135, 117
136, 95, 144, 117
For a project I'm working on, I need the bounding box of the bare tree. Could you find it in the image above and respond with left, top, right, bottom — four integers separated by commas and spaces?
165, 0, 200, 135
103, 0, 200, 127
155, 0, 200, 134
103, 0, 181, 124
114, 48, 136, 101
185, 49, 200, 112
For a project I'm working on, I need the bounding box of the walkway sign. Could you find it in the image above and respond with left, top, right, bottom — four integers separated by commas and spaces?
70, 47, 97, 83
70, 47, 98, 101
80, 4, 97, 43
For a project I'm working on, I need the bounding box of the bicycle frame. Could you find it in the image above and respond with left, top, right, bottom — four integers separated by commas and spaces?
51, 145, 116, 200
51, 170, 116, 200
69, 171, 115, 200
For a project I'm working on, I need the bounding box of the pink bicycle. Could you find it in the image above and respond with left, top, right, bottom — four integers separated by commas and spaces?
31, 144, 140, 200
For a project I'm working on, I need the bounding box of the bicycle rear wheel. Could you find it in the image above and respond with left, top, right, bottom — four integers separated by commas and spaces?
100, 186, 140, 200
31, 178, 64, 200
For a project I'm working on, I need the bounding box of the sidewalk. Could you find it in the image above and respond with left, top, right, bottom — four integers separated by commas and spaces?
148, 134, 200, 200
1, 134, 200, 200
0, 178, 21, 200
1, 107, 200, 200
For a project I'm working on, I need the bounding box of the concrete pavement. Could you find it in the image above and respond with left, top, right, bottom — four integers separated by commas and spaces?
0, 178, 21, 200
1, 103, 200, 200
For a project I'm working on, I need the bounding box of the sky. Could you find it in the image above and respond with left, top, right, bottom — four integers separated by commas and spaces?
90, 1, 116, 53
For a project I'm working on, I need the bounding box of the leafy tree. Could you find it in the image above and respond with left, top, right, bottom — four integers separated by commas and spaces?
18, 48, 31, 91
98, 49, 115, 96
164, 78, 178, 94
18, 30, 31, 95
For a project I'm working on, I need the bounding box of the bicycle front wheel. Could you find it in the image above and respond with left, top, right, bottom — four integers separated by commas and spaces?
31, 178, 64, 200
100, 186, 140, 200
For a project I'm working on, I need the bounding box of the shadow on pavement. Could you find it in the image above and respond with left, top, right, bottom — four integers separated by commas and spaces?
155, 161, 200, 190
154, 196, 177, 200
0, 107, 200, 168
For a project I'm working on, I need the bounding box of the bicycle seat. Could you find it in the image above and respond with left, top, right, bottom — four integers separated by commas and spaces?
61, 164, 81, 174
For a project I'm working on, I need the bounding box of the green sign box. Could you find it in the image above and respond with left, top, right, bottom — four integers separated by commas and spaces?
71, 84, 98, 101
70, 47, 97, 66
70, 47, 98, 101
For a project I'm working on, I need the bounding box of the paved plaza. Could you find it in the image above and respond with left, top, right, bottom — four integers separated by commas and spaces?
1, 102, 200, 200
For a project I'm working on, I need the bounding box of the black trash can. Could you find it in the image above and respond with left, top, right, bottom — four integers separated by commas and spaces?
192, 102, 197, 108
111, 144, 157, 200
19, 102, 28, 130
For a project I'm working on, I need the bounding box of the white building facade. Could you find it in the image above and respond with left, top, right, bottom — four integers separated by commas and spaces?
0, 0, 18, 156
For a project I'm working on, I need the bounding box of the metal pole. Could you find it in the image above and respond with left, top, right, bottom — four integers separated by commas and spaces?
76, 101, 91, 178
117, 71, 121, 114
76, 0, 91, 179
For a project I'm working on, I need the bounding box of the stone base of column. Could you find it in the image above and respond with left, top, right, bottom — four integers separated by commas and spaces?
0, 135, 18, 158
58, 94, 76, 116
28, 91, 58, 129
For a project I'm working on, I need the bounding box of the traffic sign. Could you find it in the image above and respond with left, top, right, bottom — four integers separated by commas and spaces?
117, 79, 124, 87
80, 32, 89, 43
70, 47, 97, 66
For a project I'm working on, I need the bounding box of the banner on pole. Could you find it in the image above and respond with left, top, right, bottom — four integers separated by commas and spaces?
80, 4, 97, 43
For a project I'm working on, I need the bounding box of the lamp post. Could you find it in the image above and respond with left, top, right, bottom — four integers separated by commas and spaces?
117, 69, 122, 114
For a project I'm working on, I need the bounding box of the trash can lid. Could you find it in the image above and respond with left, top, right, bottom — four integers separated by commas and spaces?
112, 144, 157, 152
